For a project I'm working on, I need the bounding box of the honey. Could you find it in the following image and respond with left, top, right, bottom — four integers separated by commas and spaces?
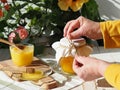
59, 56, 75, 74
22, 70, 43, 80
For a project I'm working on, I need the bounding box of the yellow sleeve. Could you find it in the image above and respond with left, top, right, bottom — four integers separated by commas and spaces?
100, 20, 120, 48
100, 21, 120, 89
104, 64, 120, 90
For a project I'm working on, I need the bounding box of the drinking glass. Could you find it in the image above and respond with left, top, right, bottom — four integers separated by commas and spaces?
10, 44, 34, 66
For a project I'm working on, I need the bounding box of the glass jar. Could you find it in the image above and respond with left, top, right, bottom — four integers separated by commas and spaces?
52, 38, 93, 75
10, 44, 34, 66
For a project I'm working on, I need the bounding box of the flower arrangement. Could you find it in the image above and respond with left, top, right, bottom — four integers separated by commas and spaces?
0, 0, 102, 49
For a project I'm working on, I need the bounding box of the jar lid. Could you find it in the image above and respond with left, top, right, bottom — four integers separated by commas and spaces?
72, 38, 86, 47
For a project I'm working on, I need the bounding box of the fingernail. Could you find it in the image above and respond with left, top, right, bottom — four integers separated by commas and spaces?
63, 33, 66, 37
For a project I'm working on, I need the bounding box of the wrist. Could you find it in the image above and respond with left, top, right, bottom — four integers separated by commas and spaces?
98, 60, 110, 76
96, 22, 102, 39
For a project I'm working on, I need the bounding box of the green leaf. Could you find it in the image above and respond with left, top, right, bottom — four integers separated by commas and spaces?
81, 0, 102, 21
0, 33, 4, 38
0, 20, 7, 30
5, 3, 28, 20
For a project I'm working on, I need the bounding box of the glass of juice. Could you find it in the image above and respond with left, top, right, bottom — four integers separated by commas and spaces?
10, 44, 34, 66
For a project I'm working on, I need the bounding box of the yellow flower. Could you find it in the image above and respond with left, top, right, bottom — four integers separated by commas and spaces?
58, 0, 72, 11
70, 0, 89, 12
58, 0, 89, 12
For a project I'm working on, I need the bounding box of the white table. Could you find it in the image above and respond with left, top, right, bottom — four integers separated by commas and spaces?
0, 47, 120, 90
39, 47, 120, 90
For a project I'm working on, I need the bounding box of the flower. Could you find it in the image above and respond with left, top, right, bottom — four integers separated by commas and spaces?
58, 0, 89, 12
8, 26, 28, 43
0, 9, 4, 18
0, 0, 10, 18
0, 0, 7, 3
15, 26, 28, 40
4, 3, 10, 11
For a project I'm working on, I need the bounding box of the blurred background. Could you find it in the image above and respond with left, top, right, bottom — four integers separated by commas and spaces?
96, 0, 120, 20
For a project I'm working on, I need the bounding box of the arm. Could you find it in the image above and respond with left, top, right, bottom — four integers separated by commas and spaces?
64, 16, 120, 48
100, 20, 120, 90
73, 56, 120, 90
100, 20, 120, 48
64, 17, 120, 89
104, 64, 120, 90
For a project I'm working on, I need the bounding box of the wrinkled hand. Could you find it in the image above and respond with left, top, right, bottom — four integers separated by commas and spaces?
73, 55, 110, 81
64, 16, 102, 40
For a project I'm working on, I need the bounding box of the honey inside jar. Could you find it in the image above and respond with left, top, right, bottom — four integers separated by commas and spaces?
59, 56, 75, 74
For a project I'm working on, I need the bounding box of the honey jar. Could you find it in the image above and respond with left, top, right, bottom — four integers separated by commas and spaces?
52, 37, 93, 75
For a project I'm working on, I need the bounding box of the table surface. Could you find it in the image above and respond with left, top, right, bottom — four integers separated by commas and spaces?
0, 46, 120, 90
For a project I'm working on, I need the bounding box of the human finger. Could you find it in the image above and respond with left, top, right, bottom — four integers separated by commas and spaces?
64, 20, 73, 37
66, 20, 80, 38
73, 58, 85, 79
74, 55, 86, 64
68, 26, 85, 39
64, 20, 80, 38
73, 59, 81, 73
73, 57, 83, 72
73, 58, 79, 69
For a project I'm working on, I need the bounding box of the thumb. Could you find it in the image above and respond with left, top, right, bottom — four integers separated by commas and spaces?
73, 56, 83, 71
75, 55, 86, 64
73, 58, 84, 75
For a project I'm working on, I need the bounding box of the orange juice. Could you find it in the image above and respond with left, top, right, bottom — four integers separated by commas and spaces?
10, 44, 34, 66
59, 56, 75, 74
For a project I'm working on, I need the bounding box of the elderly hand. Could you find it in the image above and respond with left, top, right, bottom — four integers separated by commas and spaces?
73, 55, 110, 81
64, 16, 102, 40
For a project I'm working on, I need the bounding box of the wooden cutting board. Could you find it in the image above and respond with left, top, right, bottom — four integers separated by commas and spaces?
0, 57, 52, 81
0, 57, 59, 89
